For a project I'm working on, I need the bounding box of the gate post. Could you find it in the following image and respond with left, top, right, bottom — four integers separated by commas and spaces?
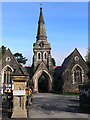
0, 60, 2, 119
11, 76, 28, 118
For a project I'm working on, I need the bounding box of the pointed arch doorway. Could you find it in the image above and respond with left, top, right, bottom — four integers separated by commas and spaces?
32, 69, 53, 93
38, 72, 48, 93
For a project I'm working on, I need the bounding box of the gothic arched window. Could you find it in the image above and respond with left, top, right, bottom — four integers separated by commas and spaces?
45, 53, 47, 59
2, 66, 13, 93
3, 66, 12, 84
39, 41, 44, 47
73, 65, 83, 84
38, 53, 41, 59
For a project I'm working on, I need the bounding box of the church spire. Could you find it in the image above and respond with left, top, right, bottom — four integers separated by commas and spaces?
36, 6, 47, 41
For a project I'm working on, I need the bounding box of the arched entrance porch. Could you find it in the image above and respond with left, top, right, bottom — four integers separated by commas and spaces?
32, 70, 53, 93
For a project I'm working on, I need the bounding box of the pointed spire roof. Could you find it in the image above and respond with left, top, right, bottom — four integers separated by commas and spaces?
39, 7, 44, 24
36, 7, 47, 41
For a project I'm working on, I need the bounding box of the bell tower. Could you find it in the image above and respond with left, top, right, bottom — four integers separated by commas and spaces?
32, 7, 53, 93
33, 7, 52, 71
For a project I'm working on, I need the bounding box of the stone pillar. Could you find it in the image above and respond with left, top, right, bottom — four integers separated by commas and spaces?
48, 77, 52, 92
34, 78, 38, 93
12, 76, 28, 118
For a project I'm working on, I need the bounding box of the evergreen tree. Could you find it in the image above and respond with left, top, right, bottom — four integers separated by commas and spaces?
14, 52, 27, 65
51, 58, 56, 66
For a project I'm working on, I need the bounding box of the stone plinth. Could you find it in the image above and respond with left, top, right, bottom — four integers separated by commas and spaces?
12, 76, 28, 118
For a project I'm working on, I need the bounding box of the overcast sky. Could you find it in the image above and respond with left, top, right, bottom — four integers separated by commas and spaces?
2, 2, 88, 66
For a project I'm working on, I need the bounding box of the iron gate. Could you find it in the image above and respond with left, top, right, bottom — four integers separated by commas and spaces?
2, 93, 12, 118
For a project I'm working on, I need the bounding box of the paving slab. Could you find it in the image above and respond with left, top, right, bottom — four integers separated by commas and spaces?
28, 93, 89, 118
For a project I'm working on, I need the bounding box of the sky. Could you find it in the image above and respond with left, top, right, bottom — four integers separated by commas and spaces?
2, 2, 88, 66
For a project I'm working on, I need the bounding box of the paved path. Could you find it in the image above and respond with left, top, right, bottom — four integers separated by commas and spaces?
29, 93, 89, 118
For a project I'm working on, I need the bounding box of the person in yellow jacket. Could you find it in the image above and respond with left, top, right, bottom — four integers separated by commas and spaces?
26, 87, 33, 106
26, 88, 32, 96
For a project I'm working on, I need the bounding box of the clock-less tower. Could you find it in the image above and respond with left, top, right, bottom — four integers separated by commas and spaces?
32, 7, 53, 93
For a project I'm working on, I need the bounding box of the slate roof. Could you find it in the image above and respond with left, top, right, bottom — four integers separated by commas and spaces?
61, 48, 87, 74
53, 66, 64, 76
61, 51, 73, 68
2, 48, 28, 76
25, 66, 33, 79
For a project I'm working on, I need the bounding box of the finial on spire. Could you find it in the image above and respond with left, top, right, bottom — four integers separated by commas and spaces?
40, 3, 42, 9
